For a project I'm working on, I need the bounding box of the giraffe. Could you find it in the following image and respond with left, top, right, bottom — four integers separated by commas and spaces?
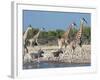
70, 18, 87, 50
23, 26, 33, 53
29, 28, 45, 47
58, 22, 76, 49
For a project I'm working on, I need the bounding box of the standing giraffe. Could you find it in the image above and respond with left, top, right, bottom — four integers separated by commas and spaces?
58, 22, 76, 49
70, 18, 87, 49
29, 28, 45, 47
23, 26, 33, 53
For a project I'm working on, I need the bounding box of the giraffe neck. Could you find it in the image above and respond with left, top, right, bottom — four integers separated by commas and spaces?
80, 21, 83, 33
62, 25, 72, 39
33, 30, 41, 39
76, 21, 83, 40
24, 28, 30, 40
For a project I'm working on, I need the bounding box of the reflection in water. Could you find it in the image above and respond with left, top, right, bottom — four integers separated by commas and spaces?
23, 61, 90, 69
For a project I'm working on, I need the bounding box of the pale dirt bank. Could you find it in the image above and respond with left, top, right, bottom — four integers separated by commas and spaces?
24, 45, 91, 64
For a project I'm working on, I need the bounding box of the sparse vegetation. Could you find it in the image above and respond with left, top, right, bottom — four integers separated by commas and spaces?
24, 25, 91, 45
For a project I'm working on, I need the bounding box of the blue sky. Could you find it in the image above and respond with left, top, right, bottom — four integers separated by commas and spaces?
23, 10, 91, 31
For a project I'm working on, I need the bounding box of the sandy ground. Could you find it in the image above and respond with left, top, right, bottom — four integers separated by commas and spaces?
24, 45, 91, 64
27, 45, 59, 53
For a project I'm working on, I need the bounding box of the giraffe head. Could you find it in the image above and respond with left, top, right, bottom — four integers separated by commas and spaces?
69, 22, 77, 29
81, 18, 87, 24
26, 25, 33, 31
71, 22, 77, 27
24, 25, 33, 37
40, 27, 45, 31
42, 27, 45, 30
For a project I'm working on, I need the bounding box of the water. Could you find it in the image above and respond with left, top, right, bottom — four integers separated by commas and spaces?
23, 61, 90, 69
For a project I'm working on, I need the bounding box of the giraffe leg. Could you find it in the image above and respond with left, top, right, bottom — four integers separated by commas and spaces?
30, 41, 32, 47
26, 47, 28, 53
24, 44, 28, 53
36, 39, 39, 46
65, 40, 69, 48
70, 40, 76, 50
77, 38, 82, 47
79, 38, 82, 47
24, 39, 29, 53
65, 43, 67, 48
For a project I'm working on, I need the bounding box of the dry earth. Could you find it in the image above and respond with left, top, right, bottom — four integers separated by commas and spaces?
24, 45, 91, 64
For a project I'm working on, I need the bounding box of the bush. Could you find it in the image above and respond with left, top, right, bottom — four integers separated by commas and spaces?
24, 25, 91, 44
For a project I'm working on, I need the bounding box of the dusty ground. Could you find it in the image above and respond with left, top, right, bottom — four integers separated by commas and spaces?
24, 45, 91, 64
